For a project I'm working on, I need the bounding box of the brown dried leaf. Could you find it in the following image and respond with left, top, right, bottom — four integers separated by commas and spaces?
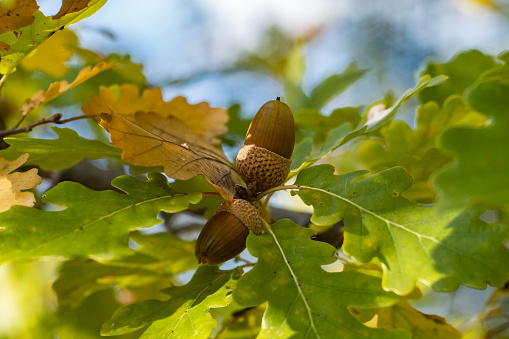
0, 0, 39, 35
52, 0, 92, 20
0, 41, 9, 51
82, 84, 228, 145
0, 153, 41, 213
21, 61, 117, 116
99, 111, 242, 201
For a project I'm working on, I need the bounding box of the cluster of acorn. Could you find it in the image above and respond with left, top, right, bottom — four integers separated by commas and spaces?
195, 98, 295, 265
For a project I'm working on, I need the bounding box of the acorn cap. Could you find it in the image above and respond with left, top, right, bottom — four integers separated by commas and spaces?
195, 199, 261, 265
236, 145, 291, 193
244, 99, 295, 159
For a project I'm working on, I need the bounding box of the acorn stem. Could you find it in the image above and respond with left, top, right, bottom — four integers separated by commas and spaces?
261, 217, 272, 232
250, 184, 301, 202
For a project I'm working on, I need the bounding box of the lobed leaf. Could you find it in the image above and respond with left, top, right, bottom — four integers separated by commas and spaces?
0, 126, 121, 171
0, 0, 108, 82
307, 63, 366, 109
0, 0, 39, 35
289, 75, 446, 176
234, 220, 409, 339
20, 61, 117, 116
102, 266, 242, 338
0, 172, 201, 263
293, 164, 509, 294
98, 110, 241, 201
82, 84, 228, 145
351, 297, 461, 339
358, 95, 485, 202
0, 153, 41, 212
419, 50, 497, 105
53, 231, 197, 307
435, 54, 509, 211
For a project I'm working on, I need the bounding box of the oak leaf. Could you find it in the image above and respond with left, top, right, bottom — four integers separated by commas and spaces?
0, 153, 41, 213
53, 0, 93, 20
20, 29, 77, 78
82, 84, 228, 145
21, 61, 117, 116
0, 0, 39, 35
98, 110, 241, 201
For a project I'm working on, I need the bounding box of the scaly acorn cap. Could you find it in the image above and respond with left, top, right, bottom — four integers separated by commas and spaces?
236, 98, 295, 194
244, 98, 295, 159
236, 145, 291, 194
195, 199, 261, 265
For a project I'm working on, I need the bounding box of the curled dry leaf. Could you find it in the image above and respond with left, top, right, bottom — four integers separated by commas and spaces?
98, 110, 242, 201
0, 153, 42, 213
21, 61, 117, 116
82, 84, 228, 145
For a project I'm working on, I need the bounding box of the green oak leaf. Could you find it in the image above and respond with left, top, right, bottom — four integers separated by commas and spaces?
288, 75, 446, 177
435, 78, 509, 211
292, 165, 509, 294
0, 0, 108, 81
101, 266, 242, 338
0, 126, 121, 170
307, 63, 366, 109
233, 220, 409, 339
53, 231, 197, 307
358, 95, 485, 202
419, 50, 496, 105
294, 107, 360, 144
0, 173, 201, 263
351, 297, 461, 339
360, 74, 448, 132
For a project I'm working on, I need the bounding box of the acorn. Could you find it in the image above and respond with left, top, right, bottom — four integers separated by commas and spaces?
195, 199, 261, 265
236, 98, 295, 195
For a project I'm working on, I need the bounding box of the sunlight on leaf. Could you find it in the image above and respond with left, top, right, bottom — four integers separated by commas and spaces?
96, 107, 241, 201
0, 172, 201, 262
419, 50, 496, 105
102, 266, 242, 338
53, 231, 197, 307
435, 54, 509, 211
351, 297, 461, 339
53, 0, 94, 20
358, 95, 486, 202
21, 61, 117, 116
0, 0, 39, 35
82, 84, 228, 145
0, 0, 107, 83
289, 75, 446, 177
20, 29, 77, 78
361, 74, 448, 132
0, 153, 41, 212
0, 127, 121, 171
293, 165, 509, 294
234, 220, 409, 339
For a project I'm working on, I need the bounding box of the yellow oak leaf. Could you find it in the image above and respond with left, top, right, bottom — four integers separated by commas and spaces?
21, 61, 117, 116
81, 84, 229, 145
99, 111, 243, 201
0, 153, 41, 213
0, 0, 39, 35
21, 29, 77, 78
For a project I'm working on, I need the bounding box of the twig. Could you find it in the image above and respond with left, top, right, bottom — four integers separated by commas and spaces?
0, 114, 94, 138
250, 184, 301, 202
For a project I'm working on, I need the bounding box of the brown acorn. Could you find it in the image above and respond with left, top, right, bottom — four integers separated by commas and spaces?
236, 98, 295, 195
195, 199, 261, 265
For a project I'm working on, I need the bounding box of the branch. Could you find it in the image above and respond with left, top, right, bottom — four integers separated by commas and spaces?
0, 114, 94, 138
